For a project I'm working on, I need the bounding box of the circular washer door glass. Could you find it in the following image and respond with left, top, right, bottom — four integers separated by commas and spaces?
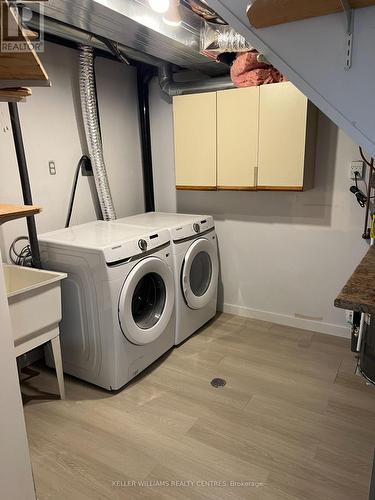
181, 237, 218, 310
118, 256, 174, 345
131, 272, 166, 329
189, 251, 212, 297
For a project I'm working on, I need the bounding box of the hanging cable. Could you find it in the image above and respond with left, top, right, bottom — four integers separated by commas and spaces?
9, 236, 32, 266
96, 36, 130, 65
350, 170, 367, 208
359, 147, 375, 169
357, 147, 375, 239
350, 184, 367, 208
65, 155, 91, 228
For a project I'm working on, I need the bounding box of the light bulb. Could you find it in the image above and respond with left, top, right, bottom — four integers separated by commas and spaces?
149, 0, 170, 14
163, 0, 181, 26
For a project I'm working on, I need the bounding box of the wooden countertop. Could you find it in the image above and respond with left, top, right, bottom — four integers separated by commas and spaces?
335, 246, 375, 314
0, 204, 41, 225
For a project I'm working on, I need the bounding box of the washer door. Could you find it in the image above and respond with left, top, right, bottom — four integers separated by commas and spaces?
118, 257, 174, 345
181, 238, 218, 310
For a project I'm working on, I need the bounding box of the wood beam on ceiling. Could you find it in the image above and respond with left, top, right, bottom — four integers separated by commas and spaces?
247, 0, 375, 29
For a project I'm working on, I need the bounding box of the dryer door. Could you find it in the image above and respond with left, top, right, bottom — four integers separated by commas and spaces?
181, 238, 218, 310
118, 257, 174, 345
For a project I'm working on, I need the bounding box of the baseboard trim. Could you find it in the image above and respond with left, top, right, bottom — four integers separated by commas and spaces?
221, 303, 350, 338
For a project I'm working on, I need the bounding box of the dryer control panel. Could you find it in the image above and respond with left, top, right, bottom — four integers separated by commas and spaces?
171, 216, 214, 242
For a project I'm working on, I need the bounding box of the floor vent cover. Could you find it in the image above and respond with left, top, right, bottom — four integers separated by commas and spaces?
211, 378, 226, 388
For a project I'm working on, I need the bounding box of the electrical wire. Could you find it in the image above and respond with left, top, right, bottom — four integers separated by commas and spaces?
358, 147, 375, 239
359, 147, 375, 170
354, 170, 369, 198
9, 236, 32, 266
350, 171, 367, 208
354, 171, 359, 189
96, 36, 130, 65
65, 155, 91, 228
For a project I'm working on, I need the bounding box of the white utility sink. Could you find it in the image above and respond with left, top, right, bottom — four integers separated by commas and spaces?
4, 264, 67, 399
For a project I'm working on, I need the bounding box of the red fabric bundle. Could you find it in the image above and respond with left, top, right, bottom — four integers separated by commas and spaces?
230, 50, 287, 88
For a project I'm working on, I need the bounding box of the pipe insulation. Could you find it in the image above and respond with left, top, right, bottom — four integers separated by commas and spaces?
79, 45, 116, 221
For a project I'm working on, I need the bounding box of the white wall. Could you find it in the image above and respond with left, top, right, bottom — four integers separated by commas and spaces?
0, 42, 145, 257
150, 80, 369, 337
149, 80, 177, 213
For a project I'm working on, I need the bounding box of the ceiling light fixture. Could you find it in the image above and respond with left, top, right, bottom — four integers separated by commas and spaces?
148, 0, 170, 14
163, 0, 181, 26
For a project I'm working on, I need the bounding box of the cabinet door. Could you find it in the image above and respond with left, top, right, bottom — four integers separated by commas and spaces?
217, 87, 259, 190
258, 82, 308, 190
173, 92, 217, 190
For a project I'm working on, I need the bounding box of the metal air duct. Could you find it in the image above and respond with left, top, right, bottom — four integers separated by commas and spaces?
79, 45, 116, 221
29, 15, 235, 96
158, 63, 234, 96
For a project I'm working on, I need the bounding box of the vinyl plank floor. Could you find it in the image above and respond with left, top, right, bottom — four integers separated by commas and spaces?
21, 313, 375, 500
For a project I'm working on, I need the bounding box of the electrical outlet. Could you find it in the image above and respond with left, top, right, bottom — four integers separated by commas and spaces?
346, 310, 354, 324
48, 161, 56, 175
349, 160, 364, 180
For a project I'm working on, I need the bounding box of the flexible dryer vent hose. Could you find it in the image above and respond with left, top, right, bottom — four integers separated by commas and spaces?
79, 45, 116, 221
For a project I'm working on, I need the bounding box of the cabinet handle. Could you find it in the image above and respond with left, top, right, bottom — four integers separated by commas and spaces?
254, 166, 258, 188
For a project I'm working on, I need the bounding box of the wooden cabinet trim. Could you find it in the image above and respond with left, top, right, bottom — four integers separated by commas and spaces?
176, 185, 217, 191
217, 186, 257, 191
257, 185, 303, 191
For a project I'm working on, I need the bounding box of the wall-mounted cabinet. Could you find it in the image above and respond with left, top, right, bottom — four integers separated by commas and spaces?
173, 92, 217, 190
173, 82, 317, 191
217, 86, 259, 190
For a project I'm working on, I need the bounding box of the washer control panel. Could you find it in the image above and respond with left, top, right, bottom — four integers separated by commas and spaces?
138, 239, 148, 251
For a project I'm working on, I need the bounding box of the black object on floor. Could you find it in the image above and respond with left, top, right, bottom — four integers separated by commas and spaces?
211, 378, 226, 388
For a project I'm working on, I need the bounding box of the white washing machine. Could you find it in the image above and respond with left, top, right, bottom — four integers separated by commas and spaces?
113, 213, 219, 345
38, 221, 175, 390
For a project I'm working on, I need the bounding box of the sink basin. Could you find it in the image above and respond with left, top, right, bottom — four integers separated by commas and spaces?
4, 264, 66, 350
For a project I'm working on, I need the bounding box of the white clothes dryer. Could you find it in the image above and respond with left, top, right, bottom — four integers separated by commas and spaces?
38, 221, 175, 390
113, 213, 218, 345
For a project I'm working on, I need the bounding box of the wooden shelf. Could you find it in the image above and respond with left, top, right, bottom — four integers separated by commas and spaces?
0, 1, 49, 88
335, 246, 375, 315
247, 0, 375, 29
0, 87, 31, 102
0, 204, 41, 225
